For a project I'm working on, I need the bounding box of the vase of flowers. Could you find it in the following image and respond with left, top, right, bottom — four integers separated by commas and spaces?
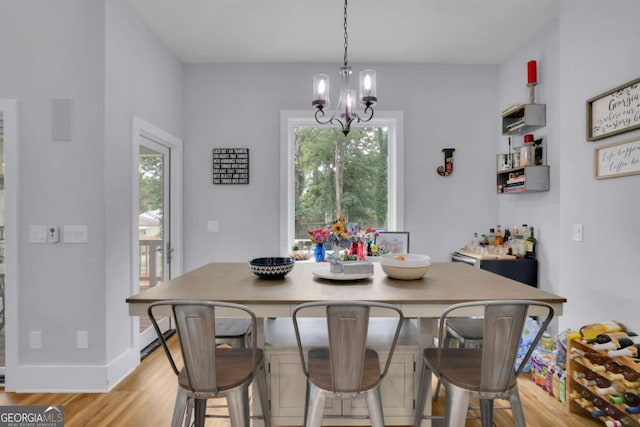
308, 227, 330, 262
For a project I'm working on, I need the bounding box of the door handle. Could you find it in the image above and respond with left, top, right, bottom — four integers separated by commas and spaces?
166, 242, 174, 263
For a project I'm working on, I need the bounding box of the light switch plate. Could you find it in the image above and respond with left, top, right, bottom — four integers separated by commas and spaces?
572, 224, 583, 242
29, 225, 47, 243
64, 225, 88, 243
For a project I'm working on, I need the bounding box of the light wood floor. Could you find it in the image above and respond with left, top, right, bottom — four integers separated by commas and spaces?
0, 334, 601, 426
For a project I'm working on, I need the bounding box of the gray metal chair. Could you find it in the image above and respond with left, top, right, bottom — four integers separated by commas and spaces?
292, 300, 404, 427
414, 300, 554, 427
148, 300, 271, 427
214, 317, 252, 348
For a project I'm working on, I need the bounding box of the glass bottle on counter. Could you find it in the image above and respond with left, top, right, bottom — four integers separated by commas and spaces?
488, 228, 496, 246
469, 232, 479, 252
495, 225, 504, 246
512, 226, 525, 257
525, 226, 536, 259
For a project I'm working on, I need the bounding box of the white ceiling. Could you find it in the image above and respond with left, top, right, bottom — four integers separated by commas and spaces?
126, 0, 559, 65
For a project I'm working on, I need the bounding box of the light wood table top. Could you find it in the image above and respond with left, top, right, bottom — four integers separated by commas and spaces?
127, 261, 565, 318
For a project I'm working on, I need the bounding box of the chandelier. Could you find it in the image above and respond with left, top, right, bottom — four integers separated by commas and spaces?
312, 0, 377, 136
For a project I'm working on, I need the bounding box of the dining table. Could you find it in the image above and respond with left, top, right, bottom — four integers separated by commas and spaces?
126, 260, 566, 426
127, 260, 565, 320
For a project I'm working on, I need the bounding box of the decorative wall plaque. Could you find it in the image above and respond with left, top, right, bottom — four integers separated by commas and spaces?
587, 77, 640, 141
594, 137, 640, 179
212, 148, 249, 184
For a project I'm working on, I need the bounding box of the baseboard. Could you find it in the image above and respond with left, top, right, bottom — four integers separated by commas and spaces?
6, 348, 140, 393
140, 329, 175, 360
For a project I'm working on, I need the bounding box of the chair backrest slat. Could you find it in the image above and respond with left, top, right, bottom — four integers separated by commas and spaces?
174, 304, 219, 392
480, 304, 527, 392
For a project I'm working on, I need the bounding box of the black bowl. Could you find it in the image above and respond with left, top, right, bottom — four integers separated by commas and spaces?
249, 257, 295, 279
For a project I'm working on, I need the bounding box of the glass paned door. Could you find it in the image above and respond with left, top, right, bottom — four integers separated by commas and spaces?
138, 139, 171, 348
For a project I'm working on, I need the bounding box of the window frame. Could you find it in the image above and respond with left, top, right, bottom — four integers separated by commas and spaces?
279, 111, 404, 255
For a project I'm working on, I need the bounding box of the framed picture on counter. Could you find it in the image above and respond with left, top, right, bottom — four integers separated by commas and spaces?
375, 232, 410, 254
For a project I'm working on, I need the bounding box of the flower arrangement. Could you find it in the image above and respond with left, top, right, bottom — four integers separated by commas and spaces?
307, 217, 382, 261
329, 215, 351, 245
307, 227, 330, 244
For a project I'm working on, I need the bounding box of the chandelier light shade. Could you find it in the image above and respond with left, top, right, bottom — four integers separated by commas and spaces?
312, 74, 330, 109
312, 0, 377, 136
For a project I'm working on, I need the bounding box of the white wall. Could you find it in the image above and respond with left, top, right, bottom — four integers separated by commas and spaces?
498, 22, 561, 301
182, 64, 499, 271
104, 0, 183, 370
500, 0, 640, 333
0, 0, 182, 391
0, 1, 107, 390
555, 0, 640, 332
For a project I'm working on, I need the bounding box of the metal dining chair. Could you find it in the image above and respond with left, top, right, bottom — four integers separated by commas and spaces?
414, 300, 554, 427
292, 300, 404, 427
148, 300, 271, 427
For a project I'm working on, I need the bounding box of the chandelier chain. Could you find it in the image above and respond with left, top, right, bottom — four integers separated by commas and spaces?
343, 0, 349, 67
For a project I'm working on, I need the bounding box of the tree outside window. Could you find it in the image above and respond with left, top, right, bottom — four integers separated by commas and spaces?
294, 126, 389, 241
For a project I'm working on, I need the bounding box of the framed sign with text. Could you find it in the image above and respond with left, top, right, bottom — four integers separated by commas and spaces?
594, 137, 640, 179
212, 148, 249, 184
587, 77, 640, 141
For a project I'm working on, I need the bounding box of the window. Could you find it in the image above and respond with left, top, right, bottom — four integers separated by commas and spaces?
280, 111, 404, 254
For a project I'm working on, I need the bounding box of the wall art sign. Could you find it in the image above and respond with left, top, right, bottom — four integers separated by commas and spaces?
587, 77, 640, 141
212, 148, 249, 184
594, 137, 640, 179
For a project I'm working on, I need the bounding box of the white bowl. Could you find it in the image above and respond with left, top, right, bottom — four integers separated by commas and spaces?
380, 253, 431, 280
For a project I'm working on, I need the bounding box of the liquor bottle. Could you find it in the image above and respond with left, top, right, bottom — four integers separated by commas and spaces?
503, 227, 511, 242
594, 376, 624, 395
608, 344, 640, 358
580, 321, 626, 341
494, 225, 504, 246
469, 232, 479, 250
620, 365, 640, 382
603, 361, 626, 380
591, 332, 639, 344
624, 392, 640, 407
525, 226, 536, 259
506, 236, 514, 255
488, 228, 496, 246
593, 336, 640, 350
583, 352, 609, 366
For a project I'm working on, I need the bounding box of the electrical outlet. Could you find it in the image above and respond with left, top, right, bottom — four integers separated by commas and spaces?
77, 331, 88, 349
47, 226, 59, 243
30, 331, 42, 349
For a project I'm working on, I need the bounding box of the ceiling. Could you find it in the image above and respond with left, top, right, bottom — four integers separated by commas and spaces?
127, 0, 559, 65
